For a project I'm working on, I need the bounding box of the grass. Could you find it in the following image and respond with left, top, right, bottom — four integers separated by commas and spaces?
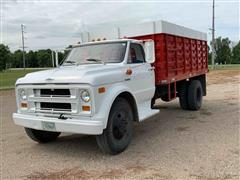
208, 64, 240, 70
0, 68, 47, 90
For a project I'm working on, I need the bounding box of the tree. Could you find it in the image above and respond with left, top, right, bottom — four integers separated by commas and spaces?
212, 37, 232, 64
11, 50, 23, 68
232, 41, 240, 64
26, 50, 38, 67
0, 44, 11, 71
36, 49, 52, 67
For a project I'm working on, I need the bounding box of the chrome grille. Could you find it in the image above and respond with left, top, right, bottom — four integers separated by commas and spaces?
39, 89, 71, 98
40, 102, 71, 112
27, 87, 79, 114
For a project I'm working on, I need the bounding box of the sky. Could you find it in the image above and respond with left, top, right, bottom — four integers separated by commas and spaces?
1, 0, 239, 51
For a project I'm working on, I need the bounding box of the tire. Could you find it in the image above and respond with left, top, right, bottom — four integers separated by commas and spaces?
187, 80, 203, 110
96, 97, 133, 155
178, 82, 189, 110
25, 128, 61, 143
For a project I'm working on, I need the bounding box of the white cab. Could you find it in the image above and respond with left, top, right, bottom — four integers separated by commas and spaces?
13, 39, 159, 135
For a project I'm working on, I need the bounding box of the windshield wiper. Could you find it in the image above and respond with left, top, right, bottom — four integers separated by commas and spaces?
86, 58, 105, 65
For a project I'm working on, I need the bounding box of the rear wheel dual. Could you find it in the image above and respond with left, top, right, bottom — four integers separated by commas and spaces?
178, 81, 189, 110
187, 80, 203, 110
178, 80, 203, 111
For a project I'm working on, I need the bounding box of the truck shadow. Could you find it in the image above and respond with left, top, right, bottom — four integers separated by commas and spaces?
36, 100, 213, 158
36, 134, 100, 155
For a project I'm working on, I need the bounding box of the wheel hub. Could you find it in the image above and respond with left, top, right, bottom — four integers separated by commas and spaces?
113, 111, 128, 140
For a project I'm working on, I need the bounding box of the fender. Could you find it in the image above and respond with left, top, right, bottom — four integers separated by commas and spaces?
93, 82, 138, 129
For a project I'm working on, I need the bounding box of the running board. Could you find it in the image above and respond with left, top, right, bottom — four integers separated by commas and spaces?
138, 100, 159, 122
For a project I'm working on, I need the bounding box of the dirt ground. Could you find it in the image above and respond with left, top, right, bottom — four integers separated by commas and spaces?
1, 69, 239, 180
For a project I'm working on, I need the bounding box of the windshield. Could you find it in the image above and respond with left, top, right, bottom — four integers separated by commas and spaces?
63, 42, 127, 65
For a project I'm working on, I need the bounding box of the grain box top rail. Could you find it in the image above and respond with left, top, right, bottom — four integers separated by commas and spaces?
80, 20, 207, 43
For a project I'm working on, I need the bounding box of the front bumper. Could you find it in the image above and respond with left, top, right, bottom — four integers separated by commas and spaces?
12, 113, 104, 135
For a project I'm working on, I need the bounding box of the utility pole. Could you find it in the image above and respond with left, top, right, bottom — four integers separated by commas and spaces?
51, 50, 55, 67
21, 24, 26, 71
211, 0, 215, 69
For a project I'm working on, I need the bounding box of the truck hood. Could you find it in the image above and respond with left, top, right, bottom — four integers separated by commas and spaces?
16, 64, 126, 86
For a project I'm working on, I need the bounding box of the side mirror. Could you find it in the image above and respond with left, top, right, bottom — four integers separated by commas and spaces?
144, 40, 155, 63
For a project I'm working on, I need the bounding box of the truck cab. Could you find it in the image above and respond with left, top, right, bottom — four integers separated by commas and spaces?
13, 39, 159, 154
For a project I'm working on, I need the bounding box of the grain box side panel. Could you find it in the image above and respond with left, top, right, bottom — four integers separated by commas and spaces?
128, 33, 208, 85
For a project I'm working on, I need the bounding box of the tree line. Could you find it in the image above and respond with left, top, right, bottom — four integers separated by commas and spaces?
0, 36, 240, 71
0, 47, 68, 71
208, 37, 240, 65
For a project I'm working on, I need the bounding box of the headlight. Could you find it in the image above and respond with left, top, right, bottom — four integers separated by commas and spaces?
81, 90, 90, 102
20, 89, 27, 101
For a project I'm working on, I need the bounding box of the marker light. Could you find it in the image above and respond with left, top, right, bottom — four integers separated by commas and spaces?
126, 68, 132, 75
98, 87, 105, 94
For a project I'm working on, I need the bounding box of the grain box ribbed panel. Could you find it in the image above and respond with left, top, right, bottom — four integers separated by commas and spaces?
130, 33, 208, 85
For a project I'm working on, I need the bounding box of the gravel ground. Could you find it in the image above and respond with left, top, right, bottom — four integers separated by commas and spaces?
1, 69, 239, 180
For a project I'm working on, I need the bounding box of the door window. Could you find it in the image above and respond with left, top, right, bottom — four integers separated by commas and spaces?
128, 43, 145, 63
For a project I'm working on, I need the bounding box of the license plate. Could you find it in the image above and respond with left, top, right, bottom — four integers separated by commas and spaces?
42, 121, 56, 131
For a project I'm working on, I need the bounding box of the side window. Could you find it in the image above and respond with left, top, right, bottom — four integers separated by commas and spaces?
128, 43, 145, 63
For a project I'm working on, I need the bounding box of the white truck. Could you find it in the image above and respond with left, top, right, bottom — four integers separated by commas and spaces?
13, 20, 208, 154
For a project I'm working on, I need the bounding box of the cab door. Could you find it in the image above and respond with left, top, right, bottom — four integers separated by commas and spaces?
125, 43, 155, 104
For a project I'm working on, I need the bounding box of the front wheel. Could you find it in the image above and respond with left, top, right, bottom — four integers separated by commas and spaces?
96, 97, 133, 155
25, 128, 61, 143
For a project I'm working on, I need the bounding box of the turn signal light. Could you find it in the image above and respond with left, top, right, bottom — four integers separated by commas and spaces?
21, 102, 28, 108
98, 87, 105, 93
82, 106, 91, 111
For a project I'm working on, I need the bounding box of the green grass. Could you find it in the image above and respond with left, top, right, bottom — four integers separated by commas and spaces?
0, 68, 47, 90
208, 64, 240, 70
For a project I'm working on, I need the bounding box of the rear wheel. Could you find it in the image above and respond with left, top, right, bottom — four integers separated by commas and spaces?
187, 80, 203, 110
178, 82, 189, 110
25, 128, 61, 143
96, 97, 133, 155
